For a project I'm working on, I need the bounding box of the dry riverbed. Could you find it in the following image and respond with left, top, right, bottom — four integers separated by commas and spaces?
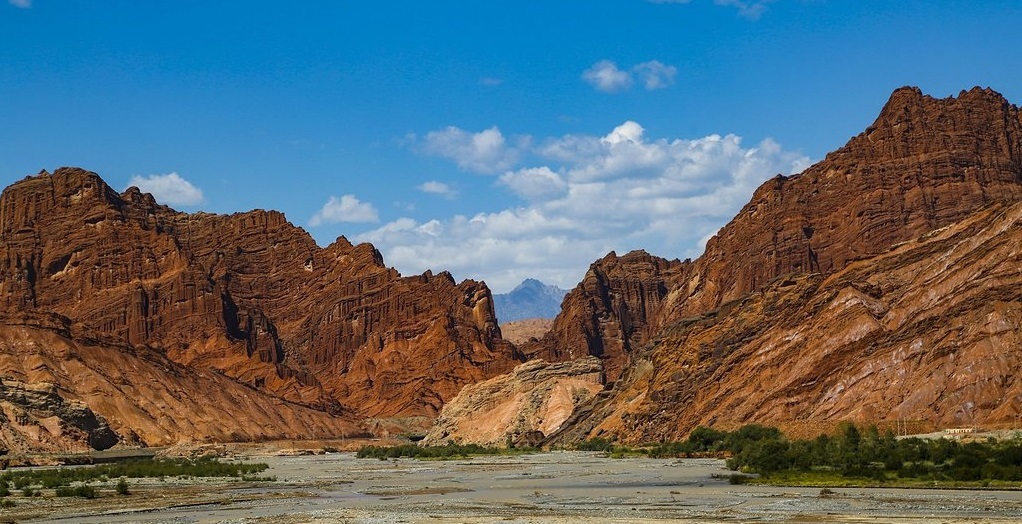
7, 451, 1022, 523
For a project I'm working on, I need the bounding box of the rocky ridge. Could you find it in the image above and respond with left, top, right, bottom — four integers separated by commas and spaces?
522, 86, 1022, 388
0, 168, 521, 451
548, 201, 1022, 443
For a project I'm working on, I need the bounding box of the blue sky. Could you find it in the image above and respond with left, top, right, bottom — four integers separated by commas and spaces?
2, 1, 1020, 292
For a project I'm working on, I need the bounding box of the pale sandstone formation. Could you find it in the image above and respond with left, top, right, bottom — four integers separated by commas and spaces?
422, 356, 604, 447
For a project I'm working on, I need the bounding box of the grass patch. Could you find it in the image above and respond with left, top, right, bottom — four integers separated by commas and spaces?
0, 457, 272, 497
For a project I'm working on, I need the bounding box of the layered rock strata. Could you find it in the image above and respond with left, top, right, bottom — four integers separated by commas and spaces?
523, 86, 1022, 387
549, 201, 1022, 443
0, 167, 521, 449
423, 356, 604, 448
0, 314, 362, 453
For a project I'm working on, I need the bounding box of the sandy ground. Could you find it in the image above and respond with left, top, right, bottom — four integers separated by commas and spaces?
9, 451, 1022, 523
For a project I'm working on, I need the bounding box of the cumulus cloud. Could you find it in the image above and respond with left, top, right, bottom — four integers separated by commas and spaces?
418, 180, 458, 199
125, 172, 204, 206
583, 60, 679, 93
419, 126, 520, 174
361, 122, 810, 292
582, 60, 634, 93
309, 195, 379, 226
8, 0, 31, 8
479, 77, 503, 86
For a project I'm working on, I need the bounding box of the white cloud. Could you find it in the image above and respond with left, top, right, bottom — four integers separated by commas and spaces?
499, 167, 568, 200
8, 0, 31, 8
125, 172, 204, 206
309, 195, 379, 226
582, 60, 634, 93
479, 77, 503, 86
583, 60, 679, 93
419, 126, 520, 173
360, 122, 810, 293
418, 180, 458, 199
633, 60, 677, 90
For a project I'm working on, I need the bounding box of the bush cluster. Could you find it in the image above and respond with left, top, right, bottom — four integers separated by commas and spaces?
0, 457, 272, 501
718, 423, 1022, 483
572, 423, 1022, 486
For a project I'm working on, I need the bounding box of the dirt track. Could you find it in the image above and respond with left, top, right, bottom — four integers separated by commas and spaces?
15, 451, 1022, 523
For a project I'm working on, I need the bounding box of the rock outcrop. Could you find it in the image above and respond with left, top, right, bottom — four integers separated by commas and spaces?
0, 376, 118, 453
548, 201, 1022, 443
0, 167, 521, 449
0, 314, 362, 454
523, 86, 1022, 388
422, 356, 604, 448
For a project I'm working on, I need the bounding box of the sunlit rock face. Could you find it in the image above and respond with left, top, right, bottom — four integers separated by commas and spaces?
422, 356, 605, 448
0, 167, 521, 451
525, 87, 1022, 441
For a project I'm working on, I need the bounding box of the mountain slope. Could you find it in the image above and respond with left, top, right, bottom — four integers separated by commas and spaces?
549, 201, 1022, 443
493, 279, 568, 323
522, 86, 1022, 384
0, 167, 522, 450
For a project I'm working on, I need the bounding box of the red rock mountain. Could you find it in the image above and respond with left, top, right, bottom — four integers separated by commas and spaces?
0, 169, 520, 451
523, 86, 1022, 385
550, 200, 1022, 443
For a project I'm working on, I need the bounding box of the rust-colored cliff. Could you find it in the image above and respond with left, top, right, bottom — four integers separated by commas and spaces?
0, 168, 520, 451
523, 86, 1022, 387
549, 201, 1022, 443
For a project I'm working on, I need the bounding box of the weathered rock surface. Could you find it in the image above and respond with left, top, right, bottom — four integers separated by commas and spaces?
0, 314, 362, 454
499, 318, 554, 346
523, 86, 1022, 388
422, 356, 604, 448
0, 167, 521, 449
548, 201, 1022, 443
0, 376, 117, 453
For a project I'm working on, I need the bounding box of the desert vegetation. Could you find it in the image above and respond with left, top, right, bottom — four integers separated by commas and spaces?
0, 457, 272, 506
577, 423, 1022, 488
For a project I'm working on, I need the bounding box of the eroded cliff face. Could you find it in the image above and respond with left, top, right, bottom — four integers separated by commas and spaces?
422, 356, 604, 448
524, 86, 1022, 387
521, 251, 688, 382
0, 168, 520, 449
0, 313, 361, 454
548, 202, 1022, 443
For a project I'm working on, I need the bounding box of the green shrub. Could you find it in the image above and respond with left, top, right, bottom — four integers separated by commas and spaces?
55, 485, 96, 498
575, 437, 614, 453
728, 473, 751, 485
